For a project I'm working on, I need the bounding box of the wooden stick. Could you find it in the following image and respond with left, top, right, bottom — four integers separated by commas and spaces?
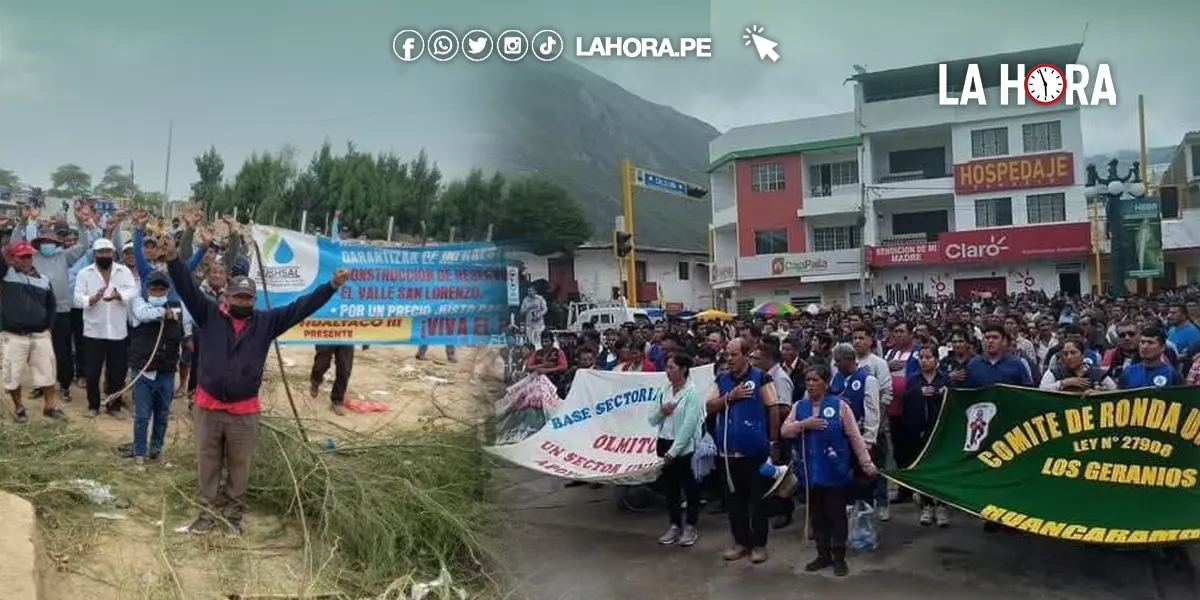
250, 234, 310, 443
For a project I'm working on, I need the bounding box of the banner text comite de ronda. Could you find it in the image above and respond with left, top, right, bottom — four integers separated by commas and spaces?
888, 386, 1200, 544
253, 225, 508, 346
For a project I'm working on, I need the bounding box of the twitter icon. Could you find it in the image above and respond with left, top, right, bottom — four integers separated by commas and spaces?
462, 30, 494, 62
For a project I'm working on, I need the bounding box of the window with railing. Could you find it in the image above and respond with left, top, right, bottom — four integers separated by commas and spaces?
812, 226, 862, 251
971, 127, 1009, 158
975, 197, 1013, 227
1026, 193, 1066, 224
753, 228, 788, 254
807, 161, 858, 197
1191, 145, 1200, 179
735, 299, 755, 315
1022, 121, 1063, 153
751, 163, 786, 192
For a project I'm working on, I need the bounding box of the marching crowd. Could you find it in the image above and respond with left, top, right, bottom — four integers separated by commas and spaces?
515, 288, 1200, 574
0, 200, 348, 533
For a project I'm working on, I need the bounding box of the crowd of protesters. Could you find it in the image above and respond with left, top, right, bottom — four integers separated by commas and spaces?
507, 287, 1200, 574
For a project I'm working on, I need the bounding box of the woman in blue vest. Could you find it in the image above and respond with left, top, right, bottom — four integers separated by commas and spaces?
781, 363, 877, 577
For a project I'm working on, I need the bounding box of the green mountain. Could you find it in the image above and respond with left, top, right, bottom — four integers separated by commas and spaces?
486, 60, 719, 253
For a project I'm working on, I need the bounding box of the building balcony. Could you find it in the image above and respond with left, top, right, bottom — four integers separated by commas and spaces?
867, 125, 953, 201
801, 183, 860, 217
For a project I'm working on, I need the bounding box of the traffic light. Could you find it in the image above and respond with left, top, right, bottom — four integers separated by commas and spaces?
685, 183, 709, 200
615, 231, 633, 257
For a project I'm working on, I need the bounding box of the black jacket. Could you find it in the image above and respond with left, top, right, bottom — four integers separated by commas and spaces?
128, 311, 186, 374
0, 254, 57, 335
166, 257, 336, 403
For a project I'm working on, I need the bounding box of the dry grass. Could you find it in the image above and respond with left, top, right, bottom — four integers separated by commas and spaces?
1, 401, 503, 599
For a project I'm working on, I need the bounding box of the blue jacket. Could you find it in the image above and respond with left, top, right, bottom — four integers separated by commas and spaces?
793, 394, 852, 488
965, 354, 1033, 387
1118, 362, 1183, 390
830, 367, 868, 423
166, 257, 336, 403
901, 371, 949, 429
712, 367, 770, 459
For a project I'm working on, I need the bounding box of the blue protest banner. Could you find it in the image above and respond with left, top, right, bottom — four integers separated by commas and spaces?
249, 225, 508, 345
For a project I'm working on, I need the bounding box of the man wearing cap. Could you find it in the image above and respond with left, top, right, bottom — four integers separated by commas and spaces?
74, 237, 140, 417
157, 234, 348, 534
0, 239, 66, 421
124, 270, 190, 466
15, 205, 101, 403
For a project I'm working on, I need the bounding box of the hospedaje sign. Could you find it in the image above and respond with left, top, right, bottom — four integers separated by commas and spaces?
954, 151, 1075, 194
890, 386, 1200, 544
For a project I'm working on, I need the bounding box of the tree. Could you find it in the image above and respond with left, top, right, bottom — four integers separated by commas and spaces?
228, 147, 297, 221
496, 174, 591, 255
191, 147, 226, 215
0, 168, 19, 189
95, 164, 138, 197
50, 164, 92, 196
185, 142, 592, 253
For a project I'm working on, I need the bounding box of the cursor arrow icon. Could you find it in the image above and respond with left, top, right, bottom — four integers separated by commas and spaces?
742, 25, 780, 62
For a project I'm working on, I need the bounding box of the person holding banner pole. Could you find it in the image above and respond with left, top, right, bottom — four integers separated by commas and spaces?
649, 352, 703, 547
781, 363, 877, 577
156, 233, 348, 534
705, 338, 778, 564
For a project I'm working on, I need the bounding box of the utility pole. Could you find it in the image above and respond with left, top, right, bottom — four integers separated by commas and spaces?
620, 158, 638, 305
618, 157, 710, 308
161, 120, 173, 215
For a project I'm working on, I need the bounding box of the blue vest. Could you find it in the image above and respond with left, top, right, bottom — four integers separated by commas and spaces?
831, 367, 868, 424
713, 367, 770, 458
1120, 362, 1180, 389
792, 394, 853, 488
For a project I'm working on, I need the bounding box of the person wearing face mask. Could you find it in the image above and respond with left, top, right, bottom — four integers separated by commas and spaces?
123, 271, 190, 466
0, 240, 67, 422
74, 238, 140, 418
17, 207, 102, 403
158, 233, 347, 534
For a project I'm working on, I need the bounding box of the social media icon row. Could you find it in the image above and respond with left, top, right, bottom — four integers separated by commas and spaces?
392, 29, 564, 63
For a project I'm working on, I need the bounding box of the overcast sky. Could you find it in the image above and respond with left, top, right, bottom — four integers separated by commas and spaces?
2, 0, 1196, 193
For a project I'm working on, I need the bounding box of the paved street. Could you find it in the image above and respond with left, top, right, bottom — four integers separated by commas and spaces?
497, 468, 1197, 600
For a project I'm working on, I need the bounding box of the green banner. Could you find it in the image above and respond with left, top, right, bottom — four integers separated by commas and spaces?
888, 386, 1200, 545
1123, 197, 1164, 279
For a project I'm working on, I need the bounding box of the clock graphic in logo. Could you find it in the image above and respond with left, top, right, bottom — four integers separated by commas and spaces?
1025, 64, 1066, 105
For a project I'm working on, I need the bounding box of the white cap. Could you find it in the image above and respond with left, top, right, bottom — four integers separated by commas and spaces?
122, 241, 134, 252
92, 238, 115, 252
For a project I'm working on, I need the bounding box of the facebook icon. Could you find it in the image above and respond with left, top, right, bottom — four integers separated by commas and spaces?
392, 30, 426, 62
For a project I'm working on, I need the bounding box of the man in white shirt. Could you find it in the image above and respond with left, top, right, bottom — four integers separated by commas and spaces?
74, 238, 139, 417
520, 289, 547, 345
849, 324, 893, 520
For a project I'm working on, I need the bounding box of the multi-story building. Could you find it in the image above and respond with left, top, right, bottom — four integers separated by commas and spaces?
1157, 131, 1200, 286
513, 244, 713, 310
709, 44, 1097, 311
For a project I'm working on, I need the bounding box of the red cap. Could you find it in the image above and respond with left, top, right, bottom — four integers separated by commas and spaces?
8, 240, 34, 257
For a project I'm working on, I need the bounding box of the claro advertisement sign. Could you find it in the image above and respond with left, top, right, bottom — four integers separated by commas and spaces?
867, 223, 1091, 267
954, 152, 1075, 194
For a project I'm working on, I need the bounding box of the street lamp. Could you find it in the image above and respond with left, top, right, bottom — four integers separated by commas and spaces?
1083, 159, 1144, 296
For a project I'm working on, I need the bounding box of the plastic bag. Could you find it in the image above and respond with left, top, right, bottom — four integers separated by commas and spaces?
848, 499, 878, 550
692, 432, 717, 481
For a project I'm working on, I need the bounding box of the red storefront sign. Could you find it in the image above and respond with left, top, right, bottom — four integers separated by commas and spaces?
867, 241, 941, 266
954, 151, 1075, 193
867, 222, 1092, 267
